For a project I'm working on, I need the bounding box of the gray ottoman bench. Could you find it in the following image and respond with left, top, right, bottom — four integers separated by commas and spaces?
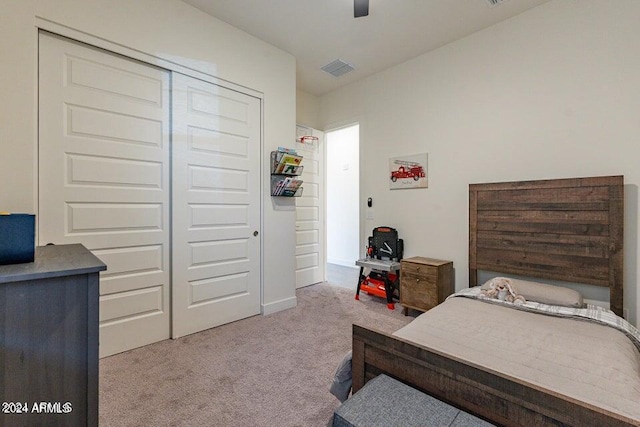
333, 374, 494, 427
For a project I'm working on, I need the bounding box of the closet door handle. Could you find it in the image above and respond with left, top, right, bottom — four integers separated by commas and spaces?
253, 230, 259, 236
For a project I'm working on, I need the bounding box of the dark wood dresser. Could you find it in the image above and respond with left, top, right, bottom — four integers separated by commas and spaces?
0, 244, 106, 426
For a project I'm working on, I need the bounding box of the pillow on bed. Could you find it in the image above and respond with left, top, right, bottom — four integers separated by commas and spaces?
481, 277, 584, 308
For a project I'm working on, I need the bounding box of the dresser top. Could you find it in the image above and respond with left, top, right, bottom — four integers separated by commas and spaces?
0, 244, 106, 284
402, 256, 453, 267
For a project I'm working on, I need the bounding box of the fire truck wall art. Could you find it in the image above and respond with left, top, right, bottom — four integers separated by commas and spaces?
389, 153, 428, 190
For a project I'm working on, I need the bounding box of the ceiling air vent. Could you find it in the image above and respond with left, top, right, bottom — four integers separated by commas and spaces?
486, 0, 507, 7
321, 59, 355, 77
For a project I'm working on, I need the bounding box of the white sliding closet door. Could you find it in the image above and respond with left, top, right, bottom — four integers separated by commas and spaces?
38, 32, 171, 357
171, 74, 261, 338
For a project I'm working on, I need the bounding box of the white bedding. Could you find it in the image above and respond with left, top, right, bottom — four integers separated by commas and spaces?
393, 295, 640, 422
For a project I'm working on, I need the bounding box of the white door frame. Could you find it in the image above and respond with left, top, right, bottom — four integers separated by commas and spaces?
323, 121, 362, 269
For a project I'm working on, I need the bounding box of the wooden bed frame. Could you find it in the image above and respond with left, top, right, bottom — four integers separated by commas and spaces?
352, 176, 632, 426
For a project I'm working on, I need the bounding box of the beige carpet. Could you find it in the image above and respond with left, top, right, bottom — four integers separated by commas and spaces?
99, 283, 414, 426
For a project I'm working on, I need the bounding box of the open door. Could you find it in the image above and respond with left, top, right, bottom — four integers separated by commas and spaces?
295, 125, 325, 288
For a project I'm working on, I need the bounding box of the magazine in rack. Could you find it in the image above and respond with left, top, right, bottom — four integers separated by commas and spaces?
270, 148, 304, 197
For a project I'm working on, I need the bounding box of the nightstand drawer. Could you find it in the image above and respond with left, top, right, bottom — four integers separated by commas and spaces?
401, 272, 438, 309
401, 262, 438, 278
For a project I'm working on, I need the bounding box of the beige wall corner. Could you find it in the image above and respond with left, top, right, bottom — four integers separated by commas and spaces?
296, 89, 322, 130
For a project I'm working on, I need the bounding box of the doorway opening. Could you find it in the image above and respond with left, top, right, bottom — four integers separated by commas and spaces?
325, 124, 360, 290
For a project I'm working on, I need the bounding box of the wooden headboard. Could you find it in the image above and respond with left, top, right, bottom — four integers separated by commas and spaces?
469, 176, 624, 317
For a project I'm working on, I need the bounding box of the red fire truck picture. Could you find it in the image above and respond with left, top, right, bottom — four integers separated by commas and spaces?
390, 160, 425, 182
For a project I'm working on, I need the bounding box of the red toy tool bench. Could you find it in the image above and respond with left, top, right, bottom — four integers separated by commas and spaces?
355, 226, 403, 309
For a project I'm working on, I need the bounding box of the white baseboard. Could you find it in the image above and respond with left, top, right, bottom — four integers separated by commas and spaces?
327, 257, 357, 268
262, 296, 297, 315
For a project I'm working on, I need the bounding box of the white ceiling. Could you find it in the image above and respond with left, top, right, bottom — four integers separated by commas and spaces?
182, 0, 551, 96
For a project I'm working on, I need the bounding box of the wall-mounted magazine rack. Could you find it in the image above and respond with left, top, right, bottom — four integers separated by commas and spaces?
270, 150, 304, 197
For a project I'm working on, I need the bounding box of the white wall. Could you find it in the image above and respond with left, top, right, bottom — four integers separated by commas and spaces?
326, 125, 360, 266
296, 89, 322, 130
0, 0, 297, 313
319, 0, 640, 326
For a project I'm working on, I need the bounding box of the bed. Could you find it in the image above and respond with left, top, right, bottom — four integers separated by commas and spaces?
351, 175, 640, 426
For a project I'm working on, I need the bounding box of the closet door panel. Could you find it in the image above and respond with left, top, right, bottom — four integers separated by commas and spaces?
38, 32, 171, 357
172, 73, 261, 338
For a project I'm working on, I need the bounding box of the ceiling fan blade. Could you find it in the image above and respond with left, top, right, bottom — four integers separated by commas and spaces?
354, 0, 369, 18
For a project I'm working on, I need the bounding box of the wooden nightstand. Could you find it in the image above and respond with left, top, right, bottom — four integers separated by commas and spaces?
400, 257, 454, 315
